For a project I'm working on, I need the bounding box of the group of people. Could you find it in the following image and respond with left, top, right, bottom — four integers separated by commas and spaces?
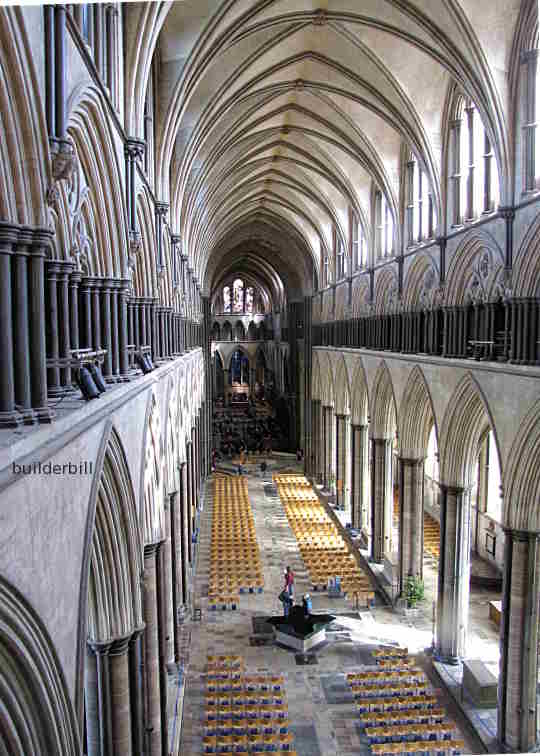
278, 566, 312, 618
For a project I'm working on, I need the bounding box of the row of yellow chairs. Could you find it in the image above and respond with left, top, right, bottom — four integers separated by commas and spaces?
358, 708, 446, 726
206, 674, 285, 688
365, 722, 454, 739
203, 732, 294, 751
203, 657, 294, 754
209, 477, 264, 605
274, 474, 374, 605
347, 649, 466, 756
347, 669, 424, 683
371, 741, 465, 755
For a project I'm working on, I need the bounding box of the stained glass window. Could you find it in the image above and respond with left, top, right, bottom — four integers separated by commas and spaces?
223, 286, 231, 312
233, 279, 244, 312
245, 286, 254, 313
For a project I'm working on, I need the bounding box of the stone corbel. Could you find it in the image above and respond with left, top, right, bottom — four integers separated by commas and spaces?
49, 136, 76, 183
128, 230, 142, 272
312, 9, 327, 25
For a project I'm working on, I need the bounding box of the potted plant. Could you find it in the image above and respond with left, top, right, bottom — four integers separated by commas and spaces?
327, 473, 336, 495
404, 575, 425, 616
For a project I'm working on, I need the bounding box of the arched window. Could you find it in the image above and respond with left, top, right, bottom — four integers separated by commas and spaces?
223, 286, 231, 313
352, 213, 367, 269
405, 154, 436, 247
375, 189, 394, 260
449, 94, 497, 226
485, 430, 502, 522
520, 21, 540, 192
230, 349, 249, 384
233, 279, 244, 312
321, 240, 331, 288
245, 286, 254, 313
425, 425, 439, 481
336, 228, 346, 280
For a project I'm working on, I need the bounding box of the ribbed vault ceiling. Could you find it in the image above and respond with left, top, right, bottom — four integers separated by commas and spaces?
152, 0, 520, 299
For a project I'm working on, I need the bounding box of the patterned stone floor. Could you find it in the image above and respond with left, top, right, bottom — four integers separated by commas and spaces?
179, 467, 486, 755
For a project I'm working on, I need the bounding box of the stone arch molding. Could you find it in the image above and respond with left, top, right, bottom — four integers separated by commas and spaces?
503, 398, 540, 531
141, 392, 166, 547
445, 230, 505, 306
319, 352, 335, 407
438, 373, 503, 489
0, 576, 80, 755
87, 428, 144, 644
165, 374, 181, 495
311, 351, 322, 401
0, 7, 49, 227
350, 358, 369, 426
333, 355, 351, 416
370, 361, 398, 440
398, 366, 438, 460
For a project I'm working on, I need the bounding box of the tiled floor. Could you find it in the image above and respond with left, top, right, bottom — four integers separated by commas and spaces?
178, 463, 496, 755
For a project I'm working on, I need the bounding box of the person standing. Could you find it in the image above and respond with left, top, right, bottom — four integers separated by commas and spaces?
284, 566, 294, 597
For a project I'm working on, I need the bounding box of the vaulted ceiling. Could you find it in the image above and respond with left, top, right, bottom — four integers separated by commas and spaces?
148, 0, 521, 300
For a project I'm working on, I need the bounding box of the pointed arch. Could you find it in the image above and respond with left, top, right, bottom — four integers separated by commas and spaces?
0, 577, 80, 755
319, 351, 335, 407
402, 253, 440, 310
226, 344, 250, 372
351, 275, 371, 317
350, 357, 369, 426
370, 361, 397, 439
140, 393, 165, 546
234, 320, 246, 341
0, 7, 49, 227
513, 209, 540, 296
67, 85, 129, 278
374, 267, 399, 315
211, 321, 221, 341
221, 320, 232, 341
398, 366, 438, 459
311, 350, 322, 402
439, 373, 502, 488
134, 188, 156, 297
334, 355, 351, 416
504, 398, 540, 530
445, 230, 504, 305
86, 428, 144, 644
164, 374, 180, 495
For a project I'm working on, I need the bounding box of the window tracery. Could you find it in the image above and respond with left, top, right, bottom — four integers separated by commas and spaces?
449, 94, 497, 226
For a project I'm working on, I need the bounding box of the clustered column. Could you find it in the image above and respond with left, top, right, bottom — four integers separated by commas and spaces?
311, 400, 321, 483
497, 530, 540, 752
143, 543, 163, 756
435, 484, 471, 663
324, 406, 334, 490
335, 414, 347, 510
179, 461, 190, 603
398, 457, 424, 594
350, 424, 369, 531
0, 225, 56, 427
85, 628, 142, 756
371, 438, 393, 563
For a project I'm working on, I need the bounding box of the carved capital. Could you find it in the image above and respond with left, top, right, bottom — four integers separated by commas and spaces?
499, 205, 515, 223
125, 137, 146, 162
155, 201, 169, 219
171, 233, 182, 253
